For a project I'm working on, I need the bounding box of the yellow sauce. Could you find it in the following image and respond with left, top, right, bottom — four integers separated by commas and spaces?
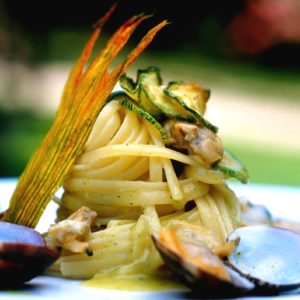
83, 274, 188, 292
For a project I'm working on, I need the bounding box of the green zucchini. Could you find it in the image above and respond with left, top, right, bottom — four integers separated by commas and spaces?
215, 149, 249, 183
165, 81, 209, 116
139, 69, 192, 120
119, 73, 138, 100
164, 82, 217, 133
119, 66, 218, 132
108, 91, 169, 144
120, 67, 162, 118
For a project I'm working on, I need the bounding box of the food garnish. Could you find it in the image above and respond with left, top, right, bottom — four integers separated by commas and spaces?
2, 6, 167, 227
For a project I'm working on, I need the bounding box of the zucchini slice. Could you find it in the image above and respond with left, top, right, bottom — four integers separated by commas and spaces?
139, 70, 192, 120
164, 82, 217, 133
215, 149, 249, 183
120, 67, 162, 118
119, 73, 138, 100
108, 91, 169, 144
120, 66, 218, 132
165, 81, 210, 116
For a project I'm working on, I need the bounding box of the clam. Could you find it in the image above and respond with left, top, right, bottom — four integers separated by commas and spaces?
0, 221, 59, 288
227, 225, 300, 294
152, 228, 255, 297
153, 225, 300, 297
273, 219, 300, 234
240, 199, 273, 226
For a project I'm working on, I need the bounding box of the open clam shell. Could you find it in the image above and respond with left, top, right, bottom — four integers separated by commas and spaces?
0, 221, 59, 288
153, 225, 300, 297
0, 221, 45, 245
227, 225, 300, 294
152, 232, 254, 297
240, 200, 273, 226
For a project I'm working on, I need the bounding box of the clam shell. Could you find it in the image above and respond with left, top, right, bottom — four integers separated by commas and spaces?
227, 225, 300, 294
152, 234, 254, 297
0, 222, 59, 288
0, 221, 45, 246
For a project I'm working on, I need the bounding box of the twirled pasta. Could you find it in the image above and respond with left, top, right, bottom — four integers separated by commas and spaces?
51, 99, 241, 278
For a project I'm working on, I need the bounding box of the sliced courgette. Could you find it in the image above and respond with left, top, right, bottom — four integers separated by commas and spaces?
138, 86, 163, 119
215, 149, 249, 183
139, 71, 193, 120
119, 67, 218, 132
108, 91, 169, 144
119, 73, 138, 100
165, 81, 210, 115
164, 82, 217, 133
120, 67, 162, 118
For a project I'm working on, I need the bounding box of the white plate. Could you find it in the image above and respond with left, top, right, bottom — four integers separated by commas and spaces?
0, 179, 300, 299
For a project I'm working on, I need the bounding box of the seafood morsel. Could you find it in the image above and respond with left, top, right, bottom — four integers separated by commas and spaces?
153, 225, 300, 296
47, 207, 97, 255
152, 227, 255, 297
164, 120, 223, 166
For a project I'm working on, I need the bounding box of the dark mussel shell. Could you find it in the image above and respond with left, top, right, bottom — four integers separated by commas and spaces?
152, 234, 255, 298
227, 225, 300, 294
0, 221, 59, 288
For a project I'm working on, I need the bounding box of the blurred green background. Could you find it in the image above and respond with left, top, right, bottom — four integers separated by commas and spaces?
0, 0, 299, 185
